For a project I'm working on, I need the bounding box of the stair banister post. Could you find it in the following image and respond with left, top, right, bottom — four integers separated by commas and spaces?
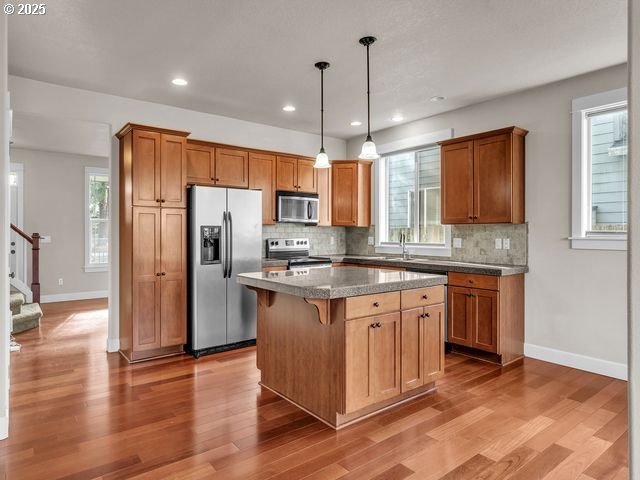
31, 233, 40, 304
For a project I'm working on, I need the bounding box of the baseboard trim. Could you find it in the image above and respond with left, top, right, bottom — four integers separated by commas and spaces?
40, 290, 108, 304
524, 343, 627, 380
106, 338, 119, 353
0, 415, 7, 440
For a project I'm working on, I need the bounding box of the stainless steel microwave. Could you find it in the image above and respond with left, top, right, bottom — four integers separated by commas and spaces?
276, 191, 319, 225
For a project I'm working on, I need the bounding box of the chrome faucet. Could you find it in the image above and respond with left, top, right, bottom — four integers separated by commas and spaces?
400, 232, 410, 260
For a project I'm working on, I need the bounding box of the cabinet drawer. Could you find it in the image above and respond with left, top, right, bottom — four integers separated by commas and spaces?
345, 292, 400, 319
401, 286, 445, 309
448, 272, 498, 291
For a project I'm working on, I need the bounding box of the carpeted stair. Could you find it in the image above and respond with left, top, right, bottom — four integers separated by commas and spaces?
10, 290, 42, 334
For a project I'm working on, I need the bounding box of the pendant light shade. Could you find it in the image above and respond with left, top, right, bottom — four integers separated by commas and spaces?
314, 61, 331, 169
358, 36, 380, 160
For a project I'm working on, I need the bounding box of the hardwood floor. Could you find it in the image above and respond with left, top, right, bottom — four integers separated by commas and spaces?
1, 299, 628, 479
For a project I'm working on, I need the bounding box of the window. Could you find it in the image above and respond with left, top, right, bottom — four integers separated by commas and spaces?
85, 167, 110, 271
376, 137, 451, 256
571, 88, 627, 250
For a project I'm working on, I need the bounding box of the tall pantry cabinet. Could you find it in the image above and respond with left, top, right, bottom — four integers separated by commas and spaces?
116, 124, 189, 362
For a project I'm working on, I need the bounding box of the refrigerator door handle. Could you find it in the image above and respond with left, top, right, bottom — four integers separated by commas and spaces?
222, 211, 228, 278
228, 211, 233, 278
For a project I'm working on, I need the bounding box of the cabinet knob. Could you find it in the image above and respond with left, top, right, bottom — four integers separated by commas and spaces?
370, 323, 377, 329
156, 273, 161, 276
473, 216, 478, 219
468, 216, 473, 219
373, 302, 380, 307
161, 199, 166, 203
425, 312, 431, 318
161, 272, 166, 276
156, 199, 161, 203
376, 322, 382, 328
422, 294, 428, 300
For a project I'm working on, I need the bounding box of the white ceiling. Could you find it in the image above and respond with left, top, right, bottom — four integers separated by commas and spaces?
8, 0, 627, 139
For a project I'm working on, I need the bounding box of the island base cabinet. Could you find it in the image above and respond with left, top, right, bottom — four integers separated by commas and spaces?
345, 313, 401, 413
401, 304, 445, 393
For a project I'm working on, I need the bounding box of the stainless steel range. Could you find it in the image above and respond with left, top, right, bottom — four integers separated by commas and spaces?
266, 238, 332, 269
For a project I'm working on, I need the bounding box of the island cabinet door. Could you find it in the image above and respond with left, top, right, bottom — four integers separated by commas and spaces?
401, 308, 424, 392
344, 312, 401, 413
423, 304, 445, 384
447, 286, 473, 347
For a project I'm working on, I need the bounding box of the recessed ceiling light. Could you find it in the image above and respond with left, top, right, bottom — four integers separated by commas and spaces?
350, 121, 362, 126
391, 114, 404, 122
172, 78, 188, 86
430, 95, 446, 102
282, 105, 296, 112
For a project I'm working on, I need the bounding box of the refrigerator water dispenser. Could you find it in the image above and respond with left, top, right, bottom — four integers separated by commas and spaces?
201, 225, 221, 265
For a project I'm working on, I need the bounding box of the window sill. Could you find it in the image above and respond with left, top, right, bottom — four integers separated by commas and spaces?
84, 265, 109, 273
569, 236, 627, 251
375, 244, 452, 258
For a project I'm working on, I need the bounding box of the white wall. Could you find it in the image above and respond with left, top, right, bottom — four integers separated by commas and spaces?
0, 14, 9, 439
7, 75, 347, 352
347, 64, 628, 378
11, 148, 109, 301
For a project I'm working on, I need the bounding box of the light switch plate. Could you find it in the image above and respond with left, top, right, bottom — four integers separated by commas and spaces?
453, 238, 462, 248
368, 236, 375, 246
503, 238, 511, 250
495, 238, 503, 249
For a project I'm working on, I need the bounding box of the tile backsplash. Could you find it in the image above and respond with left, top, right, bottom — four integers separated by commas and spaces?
263, 222, 528, 265
262, 224, 346, 257
345, 224, 528, 266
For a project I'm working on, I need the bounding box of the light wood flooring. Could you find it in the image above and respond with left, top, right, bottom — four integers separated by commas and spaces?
0, 299, 629, 479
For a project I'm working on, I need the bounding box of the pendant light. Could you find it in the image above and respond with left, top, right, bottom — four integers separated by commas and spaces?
358, 36, 380, 160
314, 61, 331, 169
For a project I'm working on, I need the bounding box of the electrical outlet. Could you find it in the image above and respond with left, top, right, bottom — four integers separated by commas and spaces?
367, 236, 375, 246
503, 238, 511, 250
330, 236, 335, 245
58, 278, 64, 286
495, 238, 503, 250
453, 238, 462, 248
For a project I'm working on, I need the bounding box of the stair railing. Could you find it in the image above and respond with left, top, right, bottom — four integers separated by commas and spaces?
10, 224, 40, 304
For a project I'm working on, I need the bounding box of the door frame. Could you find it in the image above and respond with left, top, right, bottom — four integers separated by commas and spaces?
9, 162, 29, 300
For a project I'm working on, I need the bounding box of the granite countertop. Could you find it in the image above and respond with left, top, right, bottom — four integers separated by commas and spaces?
262, 255, 528, 276
237, 267, 447, 299
329, 255, 527, 276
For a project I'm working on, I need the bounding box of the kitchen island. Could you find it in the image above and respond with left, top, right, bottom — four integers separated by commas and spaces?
237, 267, 448, 429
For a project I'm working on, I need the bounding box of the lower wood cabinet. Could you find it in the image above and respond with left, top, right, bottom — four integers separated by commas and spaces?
122, 207, 187, 361
345, 312, 401, 412
344, 286, 445, 413
447, 273, 524, 365
401, 303, 445, 393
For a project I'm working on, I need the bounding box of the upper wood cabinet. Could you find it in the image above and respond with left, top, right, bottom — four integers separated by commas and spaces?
440, 127, 527, 224
249, 152, 277, 225
317, 167, 331, 226
215, 148, 249, 188
186, 142, 249, 188
276, 156, 317, 193
186, 142, 215, 185
128, 128, 188, 208
331, 160, 372, 227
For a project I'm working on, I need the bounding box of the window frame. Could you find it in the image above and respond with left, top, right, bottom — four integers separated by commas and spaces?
571, 88, 628, 251
84, 166, 110, 272
374, 128, 453, 257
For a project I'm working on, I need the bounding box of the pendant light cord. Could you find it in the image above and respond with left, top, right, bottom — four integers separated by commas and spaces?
366, 43, 371, 138
320, 68, 324, 150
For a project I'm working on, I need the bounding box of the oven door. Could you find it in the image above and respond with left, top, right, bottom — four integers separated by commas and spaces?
277, 192, 319, 224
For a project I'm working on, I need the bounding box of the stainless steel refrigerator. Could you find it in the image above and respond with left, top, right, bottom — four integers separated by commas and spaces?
188, 186, 262, 357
